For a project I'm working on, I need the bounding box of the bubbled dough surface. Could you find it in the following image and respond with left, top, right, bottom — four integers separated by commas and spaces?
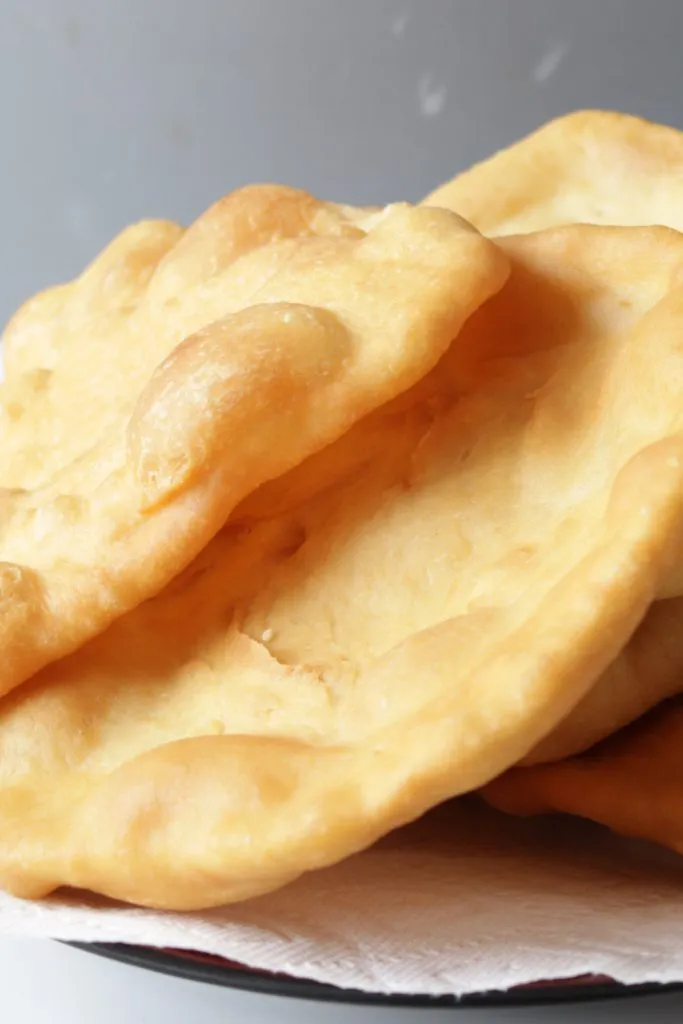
2, 225, 683, 909
0, 184, 505, 698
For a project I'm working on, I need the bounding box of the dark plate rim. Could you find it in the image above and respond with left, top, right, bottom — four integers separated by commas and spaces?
65, 941, 683, 1008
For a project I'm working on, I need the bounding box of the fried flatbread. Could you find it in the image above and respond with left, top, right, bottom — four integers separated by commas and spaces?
0, 185, 506, 697
483, 699, 683, 857
425, 110, 683, 235
427, 110, 683, 764
526, 597, 683, 764
1, 225, 683, 908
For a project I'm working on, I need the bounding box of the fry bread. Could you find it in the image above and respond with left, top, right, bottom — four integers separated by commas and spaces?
0, 186, 505, 696
427, 110, 683, 765
425, 110, 683, 234
526, 597, 683, 764
1, 226, 683, 908
483, 699, 683, 856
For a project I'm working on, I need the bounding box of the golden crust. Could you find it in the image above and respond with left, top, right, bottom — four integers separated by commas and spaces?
425, 109, 683, 234
0, 185, 507, 697
482, 699, 683, 856
2, 225, 683, 908
426, 109, 683, 765
525, 597, 683, 764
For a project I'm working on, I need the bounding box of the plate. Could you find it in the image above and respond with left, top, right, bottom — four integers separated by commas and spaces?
67, 943, 682, 1007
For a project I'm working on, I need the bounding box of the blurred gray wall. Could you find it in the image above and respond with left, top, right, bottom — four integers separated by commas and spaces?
2, 0, 683, 323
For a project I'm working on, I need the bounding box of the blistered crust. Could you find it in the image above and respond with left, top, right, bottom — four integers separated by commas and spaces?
1, 227, 683, 907
0, 185, 507, 696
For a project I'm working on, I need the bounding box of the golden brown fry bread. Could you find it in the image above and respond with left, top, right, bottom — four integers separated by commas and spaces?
2, 225, 683, 910
525, 597, 683, 764
0, 185, 507, 697
482, 700, 683, 856
426, 112, 683, 764
425, 110, 683, 234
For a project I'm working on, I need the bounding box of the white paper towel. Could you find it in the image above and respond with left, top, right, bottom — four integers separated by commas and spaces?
2, 799, 683, 997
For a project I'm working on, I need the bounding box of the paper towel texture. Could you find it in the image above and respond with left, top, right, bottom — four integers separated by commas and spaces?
2, 800, 683, 996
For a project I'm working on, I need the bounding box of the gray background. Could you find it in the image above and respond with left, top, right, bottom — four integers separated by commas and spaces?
4, 1, 683, 1020
3, 0, 683, 326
